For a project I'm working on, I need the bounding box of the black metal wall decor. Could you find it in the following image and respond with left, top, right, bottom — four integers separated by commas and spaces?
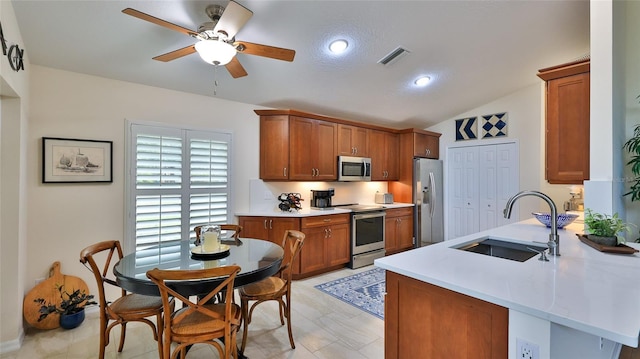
0, 21, 25, 72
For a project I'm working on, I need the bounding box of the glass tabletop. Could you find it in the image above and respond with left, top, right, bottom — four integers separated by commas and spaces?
114, 238, 284, 297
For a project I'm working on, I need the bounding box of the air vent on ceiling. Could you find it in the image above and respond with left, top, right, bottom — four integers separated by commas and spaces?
378, 46, 410, 66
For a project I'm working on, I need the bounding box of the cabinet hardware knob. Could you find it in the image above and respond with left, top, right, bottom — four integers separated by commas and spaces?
284, 167, 287, 177
269, 219, 273, 229
264, 219, 267, 229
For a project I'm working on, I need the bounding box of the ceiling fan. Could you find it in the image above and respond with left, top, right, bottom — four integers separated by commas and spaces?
122, 1, 296, 78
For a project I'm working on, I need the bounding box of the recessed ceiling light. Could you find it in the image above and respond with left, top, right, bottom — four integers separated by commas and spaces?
414, 76, 431, 87
329, 39, 349, 54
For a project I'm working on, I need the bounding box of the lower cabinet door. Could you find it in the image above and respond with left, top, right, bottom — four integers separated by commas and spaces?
299, 226, 327, 273
326, 223, 350, 266
385, 271, 508, 359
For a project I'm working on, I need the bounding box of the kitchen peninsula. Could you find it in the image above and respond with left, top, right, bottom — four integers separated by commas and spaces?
376, 218, 640, 358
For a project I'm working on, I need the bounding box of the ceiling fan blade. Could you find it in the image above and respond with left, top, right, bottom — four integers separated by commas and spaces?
122, 8, 197, 37
153, 45, 196, 62
213, 1, 253, 39
225, 56, 248, 78
235, 41, 296, 62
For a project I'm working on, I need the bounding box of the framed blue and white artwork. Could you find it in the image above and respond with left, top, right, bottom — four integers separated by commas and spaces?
455, 117, 477, 141
481, 112, 508, 138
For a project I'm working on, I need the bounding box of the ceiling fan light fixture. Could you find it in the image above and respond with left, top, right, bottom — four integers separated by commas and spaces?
195, 39, 237, 66
329, 39, 349, 54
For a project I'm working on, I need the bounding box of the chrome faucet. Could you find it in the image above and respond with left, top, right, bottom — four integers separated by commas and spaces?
503, 190, 560, 256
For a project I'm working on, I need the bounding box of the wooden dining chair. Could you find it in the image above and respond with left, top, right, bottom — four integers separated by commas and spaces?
239, 229, 306, 352
147, 265, 242, 359
194, 224, 242, 245
80, 240, 172, 359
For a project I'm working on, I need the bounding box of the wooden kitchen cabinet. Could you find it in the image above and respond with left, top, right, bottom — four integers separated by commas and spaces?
289, 116, 338, 181
385, 271, 508, 359
385, 207, 414, 254
369, 130, 399, 180
388, 129, 442, 203
238, 216, 300, 245
413, 131, 439, 159
259, 115, 290, 180
537, 59, 590, 184
299, 214, 350, 276
337, 124, 369, 157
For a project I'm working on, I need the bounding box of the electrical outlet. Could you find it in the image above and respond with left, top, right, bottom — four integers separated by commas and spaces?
516, 338, 540, 359
35, 277, 45, 285
263, 191, 273, 200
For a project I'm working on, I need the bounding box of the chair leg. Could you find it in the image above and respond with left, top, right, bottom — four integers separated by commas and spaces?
285, 293, 295, 349
155, 313, 164, 359
118, 322, 127, 352
99, 313, 107, 359
240, 297, 250, 353
278, 299, 285, 325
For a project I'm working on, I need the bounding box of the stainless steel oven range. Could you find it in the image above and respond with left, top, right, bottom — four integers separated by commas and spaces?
345, 205, 386, 269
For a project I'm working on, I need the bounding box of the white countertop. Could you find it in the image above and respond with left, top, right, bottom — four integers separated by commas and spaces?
375, 219, 640, 347
235, 202, 414, 217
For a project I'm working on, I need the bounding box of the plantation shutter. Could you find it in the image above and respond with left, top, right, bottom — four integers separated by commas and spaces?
126, 123, 232, 269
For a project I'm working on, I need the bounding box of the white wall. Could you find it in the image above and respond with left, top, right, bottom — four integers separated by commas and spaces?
0, 0, 29, 351
25, 66, 265, 310
623, 1, 640, 231
427, 83, 574, 221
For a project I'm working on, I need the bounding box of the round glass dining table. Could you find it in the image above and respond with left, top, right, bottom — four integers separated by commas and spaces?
114, 238, 284, 297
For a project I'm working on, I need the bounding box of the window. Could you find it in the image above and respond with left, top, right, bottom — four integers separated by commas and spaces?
125, 122, 232, 267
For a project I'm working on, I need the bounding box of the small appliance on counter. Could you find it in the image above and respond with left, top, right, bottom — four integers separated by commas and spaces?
311, 188, 335, 209
375, 192, 394, 204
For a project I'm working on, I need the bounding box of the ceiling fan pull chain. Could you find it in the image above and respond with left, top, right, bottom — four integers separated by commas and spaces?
213, 64, 219, 96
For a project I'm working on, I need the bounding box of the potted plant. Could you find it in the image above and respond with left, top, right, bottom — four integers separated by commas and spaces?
34, 285, 96, 329
583, 208, 633, 246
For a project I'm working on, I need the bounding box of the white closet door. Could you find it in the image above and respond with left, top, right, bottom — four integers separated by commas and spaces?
448, 146, 479, 238
496, 142, 519, 226
447, 142, 518, 240
478, 146, 497, 231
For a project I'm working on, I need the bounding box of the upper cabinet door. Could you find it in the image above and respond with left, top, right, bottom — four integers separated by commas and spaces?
289, 117, 317, 180
260, 116, 290, 180
337, 124, 369, 157
538, 60, 590, 184
414, 133, 439, 159
289, 117, 337, 181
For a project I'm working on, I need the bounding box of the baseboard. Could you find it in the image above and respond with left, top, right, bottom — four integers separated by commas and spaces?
0, 329, 24, 355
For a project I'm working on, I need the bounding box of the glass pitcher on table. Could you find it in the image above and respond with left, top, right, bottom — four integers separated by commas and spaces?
199, 224, 221, 253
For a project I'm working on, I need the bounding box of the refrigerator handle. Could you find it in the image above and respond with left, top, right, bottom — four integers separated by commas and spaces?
429, 172, 436, 218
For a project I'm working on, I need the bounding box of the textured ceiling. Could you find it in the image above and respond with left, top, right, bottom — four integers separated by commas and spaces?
11, 0, 590, 128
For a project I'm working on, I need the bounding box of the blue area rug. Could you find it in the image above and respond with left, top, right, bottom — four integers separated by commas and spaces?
314, 267, 385, 320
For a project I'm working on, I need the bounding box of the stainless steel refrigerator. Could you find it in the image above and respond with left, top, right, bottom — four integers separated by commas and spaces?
414, 158, 444, 246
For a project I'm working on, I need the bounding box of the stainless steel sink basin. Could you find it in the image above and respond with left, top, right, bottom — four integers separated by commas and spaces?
453, 237, 547, 262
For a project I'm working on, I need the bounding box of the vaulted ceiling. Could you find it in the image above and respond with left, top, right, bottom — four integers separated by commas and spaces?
11, 0, 590, 128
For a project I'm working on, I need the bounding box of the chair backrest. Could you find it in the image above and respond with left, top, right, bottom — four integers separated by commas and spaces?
79, 240, 126, 309
278, 230, 306, 280
146, 265, 241, 329
194, 224, 243, 245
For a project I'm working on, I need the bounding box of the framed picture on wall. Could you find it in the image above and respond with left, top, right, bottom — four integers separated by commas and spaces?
42, 137, 113, 183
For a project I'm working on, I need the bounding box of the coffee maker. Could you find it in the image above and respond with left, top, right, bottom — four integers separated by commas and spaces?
311, 188, 335, 209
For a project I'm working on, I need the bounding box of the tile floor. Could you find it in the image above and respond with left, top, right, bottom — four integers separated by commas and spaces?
1, 266, 384, 359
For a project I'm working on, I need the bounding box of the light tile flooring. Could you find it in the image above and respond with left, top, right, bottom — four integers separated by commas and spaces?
2, 266, 384, 359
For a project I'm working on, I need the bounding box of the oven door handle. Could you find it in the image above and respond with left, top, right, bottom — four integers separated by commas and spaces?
353, 211, 386, 220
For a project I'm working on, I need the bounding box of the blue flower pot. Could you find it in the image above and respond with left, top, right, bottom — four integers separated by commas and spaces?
59, 309, 85, 329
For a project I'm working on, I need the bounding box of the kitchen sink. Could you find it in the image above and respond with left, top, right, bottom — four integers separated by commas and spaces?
453, 237, 547, 262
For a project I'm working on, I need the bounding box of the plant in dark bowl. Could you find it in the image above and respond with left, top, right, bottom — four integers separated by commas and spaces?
34, 285, 96, 328
583, 208, 633, 246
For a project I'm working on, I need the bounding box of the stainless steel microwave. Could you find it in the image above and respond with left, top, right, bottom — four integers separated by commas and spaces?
338, 156, 371, 181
